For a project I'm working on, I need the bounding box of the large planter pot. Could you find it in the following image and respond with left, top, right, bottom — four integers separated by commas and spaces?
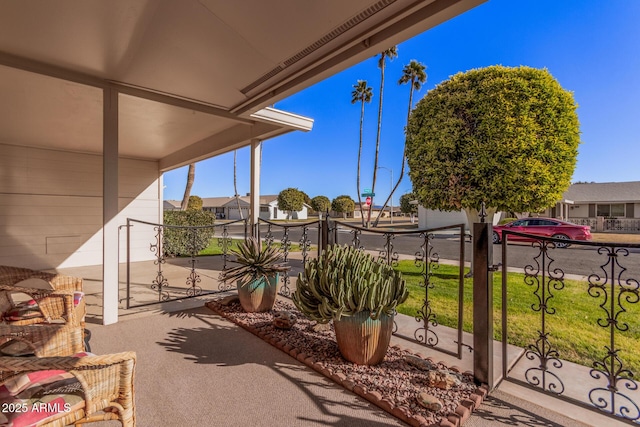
333, 311, 394, 365
237, 274, 279, 313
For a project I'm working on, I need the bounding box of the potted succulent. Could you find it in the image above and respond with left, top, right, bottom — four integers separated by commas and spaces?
293, 244, 408, 365
221, 237, 290, 312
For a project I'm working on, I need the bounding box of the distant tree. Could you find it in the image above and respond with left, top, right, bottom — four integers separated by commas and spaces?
278, 188, 305, 219
187, 195, 203, 210
351, 80, 373, 226
374, 59, 427, 226
406, 65, 580, 271
331, 195, 356, 219
300, 190, 312, 205
180, 163, 196, 210
311, 195, 331, 218
399, 192, 418, 215
367, 46, 397, 227
163, 209, 215, 256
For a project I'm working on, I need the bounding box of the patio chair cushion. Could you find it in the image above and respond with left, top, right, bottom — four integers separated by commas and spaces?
1, 292, 84, 324
1, 300, 43, 323
0, 353, 93, 427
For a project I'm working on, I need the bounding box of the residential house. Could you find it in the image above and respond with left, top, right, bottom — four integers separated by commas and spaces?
415, 181, 640, 232
165, 195, 309, 220
546, 181, 640, 232
548, 181, 640, 219
163, 200, 181, 211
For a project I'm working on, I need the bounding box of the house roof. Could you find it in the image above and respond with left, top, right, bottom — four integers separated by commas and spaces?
0, 0, 484, 170
167, 195, 279, 208
163, 200, 181, 209
563, 181, 640, 203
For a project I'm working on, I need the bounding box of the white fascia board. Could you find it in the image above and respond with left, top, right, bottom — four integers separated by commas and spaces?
250, 107, 314, 132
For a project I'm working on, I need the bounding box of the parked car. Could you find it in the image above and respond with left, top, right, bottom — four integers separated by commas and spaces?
492, 218, 592, 248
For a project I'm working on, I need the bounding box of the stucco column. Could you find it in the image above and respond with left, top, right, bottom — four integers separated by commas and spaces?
250, 139, 262, 238
103, 86, 119, 325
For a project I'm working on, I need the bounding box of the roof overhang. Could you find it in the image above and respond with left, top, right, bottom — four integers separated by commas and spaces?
0, 0, 485, 168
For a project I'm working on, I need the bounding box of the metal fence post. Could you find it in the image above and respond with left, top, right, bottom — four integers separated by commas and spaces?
473, 219, 494, 388
321, 212, 329, 254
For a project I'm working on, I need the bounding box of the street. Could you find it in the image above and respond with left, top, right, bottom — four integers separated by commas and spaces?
221, 221, 640, 280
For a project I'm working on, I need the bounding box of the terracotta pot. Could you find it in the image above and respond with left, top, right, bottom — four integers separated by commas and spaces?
236, 274, 279, 312
333, 311, 393, 365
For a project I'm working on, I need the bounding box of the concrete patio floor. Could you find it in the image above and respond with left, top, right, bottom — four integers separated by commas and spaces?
56, 258, 630, 426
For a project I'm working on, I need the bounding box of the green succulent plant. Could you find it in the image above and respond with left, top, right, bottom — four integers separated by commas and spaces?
220, 237, 290, 287
293, 244, 408, 323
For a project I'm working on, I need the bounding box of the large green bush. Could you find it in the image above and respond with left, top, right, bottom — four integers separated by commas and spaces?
406, 65, 581, 214
163, 210, 216, 256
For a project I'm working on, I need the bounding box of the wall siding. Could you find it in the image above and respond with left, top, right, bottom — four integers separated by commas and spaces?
0, 144, 161, 269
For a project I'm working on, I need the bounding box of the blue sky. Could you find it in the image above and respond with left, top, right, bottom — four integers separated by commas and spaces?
163, 0, 640, 204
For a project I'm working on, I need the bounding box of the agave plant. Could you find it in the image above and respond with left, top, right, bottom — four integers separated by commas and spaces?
220, 237, 290, 287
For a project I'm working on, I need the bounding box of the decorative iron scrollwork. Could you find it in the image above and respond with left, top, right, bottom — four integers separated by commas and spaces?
524, 332, 565, 394
218, 225, 232, 271
522, 240, 566, 394
378, 233, 399, 266
413, 232, 440, 347
279, 227, 292, 297
299, 226, 311, 264
150, 226, 170, 301
350, 229, 364, 250
264, 224, 274, 248
587, 246, 640, 421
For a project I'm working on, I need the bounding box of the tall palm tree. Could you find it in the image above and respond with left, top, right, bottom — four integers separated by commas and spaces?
351, 80, 373, 226
374, 60, 427, 227
180, 163, 196, 210
368, 46, 397, 227
234, 149, 243, 219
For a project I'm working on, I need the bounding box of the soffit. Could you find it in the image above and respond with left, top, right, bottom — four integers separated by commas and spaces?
0, 0, 484, 165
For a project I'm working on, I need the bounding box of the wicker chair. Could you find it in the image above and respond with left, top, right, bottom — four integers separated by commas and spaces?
0, 265, 85, 327
0, 323, 85, 362
0, 266, 88, 357
0, 351, 136, 426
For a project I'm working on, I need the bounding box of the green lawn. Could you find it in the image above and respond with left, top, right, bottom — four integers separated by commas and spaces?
198, 238, 307, 256
395, 260, 640, 374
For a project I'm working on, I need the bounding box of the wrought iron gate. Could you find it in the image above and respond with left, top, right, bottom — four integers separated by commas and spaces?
498, 231, 640, 425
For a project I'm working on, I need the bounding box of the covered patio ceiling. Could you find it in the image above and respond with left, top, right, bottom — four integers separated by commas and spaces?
0, 0, 484, 170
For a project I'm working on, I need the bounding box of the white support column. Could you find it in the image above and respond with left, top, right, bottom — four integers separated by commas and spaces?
250, 139, 262, 237
103, 86, 119, 325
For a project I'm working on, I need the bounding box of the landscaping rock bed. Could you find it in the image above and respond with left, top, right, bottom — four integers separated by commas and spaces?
206, 298, 487, 427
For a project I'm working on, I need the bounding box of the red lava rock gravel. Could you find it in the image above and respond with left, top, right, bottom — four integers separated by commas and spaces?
206, 298, 488, 427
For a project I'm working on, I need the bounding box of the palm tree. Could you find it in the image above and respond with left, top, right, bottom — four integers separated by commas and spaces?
234, 149, 243, 219
374, 60, 427, 227
351, 80, 373, 226
368, 46, 397, 227
180, 163, 196, 210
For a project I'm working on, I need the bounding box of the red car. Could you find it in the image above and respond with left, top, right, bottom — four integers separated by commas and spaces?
492, 218, 592, 248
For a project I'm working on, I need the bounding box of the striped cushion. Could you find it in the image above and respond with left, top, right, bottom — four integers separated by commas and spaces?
0, 353, 95, 427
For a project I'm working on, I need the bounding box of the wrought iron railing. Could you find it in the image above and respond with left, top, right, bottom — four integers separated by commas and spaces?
569, 217, 640, 233
499, 230, 640, 425
125, 215, 467, 359
125, 218, 247, 308
331, 219, 467, 359
568, 217, 597, 228
604, 218, 640, 233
